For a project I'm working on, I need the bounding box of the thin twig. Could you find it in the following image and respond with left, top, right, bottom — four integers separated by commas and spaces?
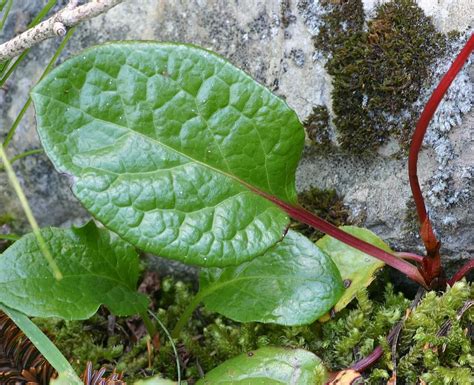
351, 288, 426, 373
436, 300, 473, 338
0, 0, 124, 61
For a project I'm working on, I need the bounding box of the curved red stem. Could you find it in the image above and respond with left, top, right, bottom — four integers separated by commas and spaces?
408, 33, 474, 283
409, 33, 474, 230
394, 252, 425, 264
249, 186, 427, 287
448, 260, 474, 286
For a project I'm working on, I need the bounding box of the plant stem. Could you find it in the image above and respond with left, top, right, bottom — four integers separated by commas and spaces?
394, 252, 425, 264
149, 311, 182, 384
0, 146, 62, 279
140, 309, 157, 338
0, 233, 20, 241
447, 260, 474, 286
0, 50, 28, 86
2, 27, 75, 148
0, 0, 12, 31
0, 0, 57, 81
7, 148, 43, 165
252, 187, 428, 287
172, 290, 207, 339
351, 288, 425, 373
408, 33, 474, 276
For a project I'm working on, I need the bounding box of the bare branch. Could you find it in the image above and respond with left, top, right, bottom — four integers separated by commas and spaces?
0, 0, 124, 62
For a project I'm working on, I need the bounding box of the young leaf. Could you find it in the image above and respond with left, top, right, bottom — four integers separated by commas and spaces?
199, 230, 344, 325
317, 226, 389, 313
31, 42, 304, 268
196, 346, 327, 384
0, 221, 148, 319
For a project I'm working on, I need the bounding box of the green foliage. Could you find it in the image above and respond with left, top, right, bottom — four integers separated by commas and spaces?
35, 276, 473, 383
317, 226, 388, 313
31, 42, 304, 268
315, 282, 409, 371
0, 221, 148, 318
314, 0, 447, 153
396, 281, 473, 384
196, 346, 327, 384
200, 229, 344, 325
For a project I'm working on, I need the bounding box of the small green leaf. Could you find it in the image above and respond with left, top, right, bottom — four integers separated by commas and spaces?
0, 221, 148, 319
31, 42, 304, 268
316, 226, 389, 313
200, 230, 344, 325
196, 346, 327, 384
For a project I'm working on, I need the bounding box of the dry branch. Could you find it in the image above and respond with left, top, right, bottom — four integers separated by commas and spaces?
0, 0, 124, 62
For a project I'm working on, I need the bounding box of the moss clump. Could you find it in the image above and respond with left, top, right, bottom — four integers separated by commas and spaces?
292, 186, 350, 241
396, 281, 473, 384
304, 105, 332, 148
36, 277, 473, 384
314, 0, 447, 153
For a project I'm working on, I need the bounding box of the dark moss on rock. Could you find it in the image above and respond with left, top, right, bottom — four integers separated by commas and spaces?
292, 186, 350, 241
314, 0, 447, 154
304, 105, 332, 148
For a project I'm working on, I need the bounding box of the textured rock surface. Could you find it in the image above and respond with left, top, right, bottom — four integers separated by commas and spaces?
0, 0, 472, 272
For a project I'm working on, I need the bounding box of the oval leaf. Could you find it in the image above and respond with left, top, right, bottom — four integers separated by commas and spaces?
316, 226, 389, 313
200, 230, 344, 325
31, 42, 304, 267
196, 346, 327, 384
0, 221, 148, 319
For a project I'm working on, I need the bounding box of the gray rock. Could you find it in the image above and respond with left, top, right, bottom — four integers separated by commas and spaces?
0, 0, 472, 276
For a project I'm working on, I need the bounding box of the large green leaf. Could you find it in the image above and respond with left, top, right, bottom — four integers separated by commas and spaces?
316, 226, 389, 313
0, 221, 148, 319
31, 42, 304, 267
200, 230, 344, 325
196, 346, 327, 384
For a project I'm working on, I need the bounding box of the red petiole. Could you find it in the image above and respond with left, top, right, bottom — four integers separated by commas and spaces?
249, 186, 428, 287
408, 33, 474, 285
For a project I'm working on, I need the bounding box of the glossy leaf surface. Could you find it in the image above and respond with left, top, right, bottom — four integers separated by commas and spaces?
0, 221, 148, 319
32, 42, 304, 267
200, 230, 344, 325
196, 346, 327, 384
317, 226, 388, 312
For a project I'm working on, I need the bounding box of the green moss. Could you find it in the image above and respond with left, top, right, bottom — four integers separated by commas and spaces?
314, 0, 447, 153
292, 186, 350, 241
0, 213, 15, 226
35, 277, 473, 384
303, 105, 332, 148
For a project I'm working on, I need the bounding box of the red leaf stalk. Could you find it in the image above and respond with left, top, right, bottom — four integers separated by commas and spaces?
448, 260, 474, 286
249, 186, 427, 287
408, 33, 474, 283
